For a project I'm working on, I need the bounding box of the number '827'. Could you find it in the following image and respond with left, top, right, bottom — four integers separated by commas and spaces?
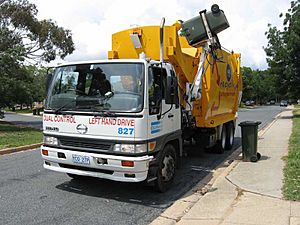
118, 127, 134, 135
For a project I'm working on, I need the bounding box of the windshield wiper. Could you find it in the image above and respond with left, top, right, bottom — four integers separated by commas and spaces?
53, 99, 76, 114
93, 109, 117, 117
76, 105, 116, 117
75, 89, 87, 95
53, 91, 114, 115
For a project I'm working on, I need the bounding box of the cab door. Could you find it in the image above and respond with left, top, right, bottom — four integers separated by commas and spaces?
147, 65, 178, 139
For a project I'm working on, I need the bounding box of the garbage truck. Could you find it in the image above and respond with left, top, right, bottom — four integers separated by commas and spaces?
41, 4, 242, 192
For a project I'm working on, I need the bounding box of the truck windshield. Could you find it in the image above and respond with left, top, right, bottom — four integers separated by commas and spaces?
46, 63, 144, 113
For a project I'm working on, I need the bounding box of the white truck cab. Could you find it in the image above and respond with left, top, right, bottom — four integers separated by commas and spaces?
42, 59, 182, 192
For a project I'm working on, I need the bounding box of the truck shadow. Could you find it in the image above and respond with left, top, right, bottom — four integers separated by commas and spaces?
56, 137, 242, 209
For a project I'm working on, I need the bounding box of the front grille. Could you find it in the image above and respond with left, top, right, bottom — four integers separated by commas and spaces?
59, 163, 113, 174
59, 138, 112, 151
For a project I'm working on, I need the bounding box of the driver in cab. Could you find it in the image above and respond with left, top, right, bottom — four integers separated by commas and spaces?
89, 68, 111, 96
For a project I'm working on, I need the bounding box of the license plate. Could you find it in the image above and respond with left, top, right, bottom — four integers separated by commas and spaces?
72, 154, 90, 165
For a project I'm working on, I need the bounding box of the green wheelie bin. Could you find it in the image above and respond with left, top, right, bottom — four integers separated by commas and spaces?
239, 121, 261, 162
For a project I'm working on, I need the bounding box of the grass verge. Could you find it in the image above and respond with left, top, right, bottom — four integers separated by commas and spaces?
283, 105, 300, 200
0, 122, 42, 150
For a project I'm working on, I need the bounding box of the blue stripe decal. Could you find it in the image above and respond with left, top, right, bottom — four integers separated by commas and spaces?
151, 121, 160, 125
151, 129, 161, 134
151, 121, 162, 134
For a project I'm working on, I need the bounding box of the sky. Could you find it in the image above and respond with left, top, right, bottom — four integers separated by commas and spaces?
30, 0, 291, 70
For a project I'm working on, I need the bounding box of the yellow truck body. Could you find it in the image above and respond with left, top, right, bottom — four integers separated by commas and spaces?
108, 22, 242, 128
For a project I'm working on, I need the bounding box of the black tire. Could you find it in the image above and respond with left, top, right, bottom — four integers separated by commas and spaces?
256, 152, 261, 160
67, 173, 83, 179
225, 122, 235, 150
154, 145, 177, 192
250, 155, 258, 162
215, 126, 226, 154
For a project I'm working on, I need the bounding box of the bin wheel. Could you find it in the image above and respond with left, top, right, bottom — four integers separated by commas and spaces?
256, 152, 261, 160
154, 144, 176, 192
250, 155, 258, 162
215, 126, 226, 154
250, 152, 261, 162
225, 123, 235, 150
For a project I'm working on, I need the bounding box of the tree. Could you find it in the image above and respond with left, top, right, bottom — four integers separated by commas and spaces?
241, 67, 254, 101
264, 0, 300, 100
0, 0, 75, 108
0, 0, 74, 63
0, 63, 47, 109
241, 67, 276, 104
27, 66, 47, 104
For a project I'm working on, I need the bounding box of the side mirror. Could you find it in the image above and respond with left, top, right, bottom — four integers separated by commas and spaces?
165, 76, 179, 105
46, 74, 53, 93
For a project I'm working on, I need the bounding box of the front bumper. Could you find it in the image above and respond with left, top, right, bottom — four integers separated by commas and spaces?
41, 146, 153, 182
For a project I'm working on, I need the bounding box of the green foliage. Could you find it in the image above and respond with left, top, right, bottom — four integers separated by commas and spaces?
241, 67, 276, 103
264, 0, 300, 99
283, 105, 300, 200
0, 0, 74, 62
0, 0, 74, 108
0, 64, 47, 108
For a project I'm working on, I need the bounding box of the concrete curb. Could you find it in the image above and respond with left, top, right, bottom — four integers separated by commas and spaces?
0, 143, 42, 156
150, 111, 284, 225
150, 147, 242, 225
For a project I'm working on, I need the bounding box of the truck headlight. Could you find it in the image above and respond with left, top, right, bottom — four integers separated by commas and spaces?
43, 136, 58, 146
113, 144, 147, 153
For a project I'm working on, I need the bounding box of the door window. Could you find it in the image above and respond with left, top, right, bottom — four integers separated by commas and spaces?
148, 66, 166, 115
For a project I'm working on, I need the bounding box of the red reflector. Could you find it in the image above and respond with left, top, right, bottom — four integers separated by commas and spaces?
42, 149, 48, 156
121, 160, 134, 167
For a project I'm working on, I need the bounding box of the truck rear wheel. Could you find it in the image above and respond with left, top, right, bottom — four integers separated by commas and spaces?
154, 144, 176, 192
225, 122, 235, 150
215, 126, 226, 154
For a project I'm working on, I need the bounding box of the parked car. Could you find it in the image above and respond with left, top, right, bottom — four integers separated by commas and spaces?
280, 100, 288, 107
270, 100, 275, 105
245, 101, 252, 106
245, 100, 255, 106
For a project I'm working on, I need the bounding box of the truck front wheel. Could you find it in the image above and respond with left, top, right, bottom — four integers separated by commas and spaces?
154, 144, 176, 192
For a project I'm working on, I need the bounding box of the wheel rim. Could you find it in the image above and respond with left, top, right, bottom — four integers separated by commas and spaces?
229, 126, 234, 145
221, 128, 226, 149
161, 154, 175, 182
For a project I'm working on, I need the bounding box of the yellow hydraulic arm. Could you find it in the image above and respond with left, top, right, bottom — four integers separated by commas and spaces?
108, 20, 242, 128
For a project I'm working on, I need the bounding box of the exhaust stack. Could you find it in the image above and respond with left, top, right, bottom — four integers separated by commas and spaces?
160, 17, 165, 63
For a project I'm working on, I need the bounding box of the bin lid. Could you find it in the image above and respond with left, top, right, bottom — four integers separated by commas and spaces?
238, 121, 262, 126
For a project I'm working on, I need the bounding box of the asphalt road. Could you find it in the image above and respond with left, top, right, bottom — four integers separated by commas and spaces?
0, 106, 285, 225
2, 112, 42, 130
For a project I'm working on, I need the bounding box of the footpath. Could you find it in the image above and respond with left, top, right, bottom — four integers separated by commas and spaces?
152, 107, 300, 225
